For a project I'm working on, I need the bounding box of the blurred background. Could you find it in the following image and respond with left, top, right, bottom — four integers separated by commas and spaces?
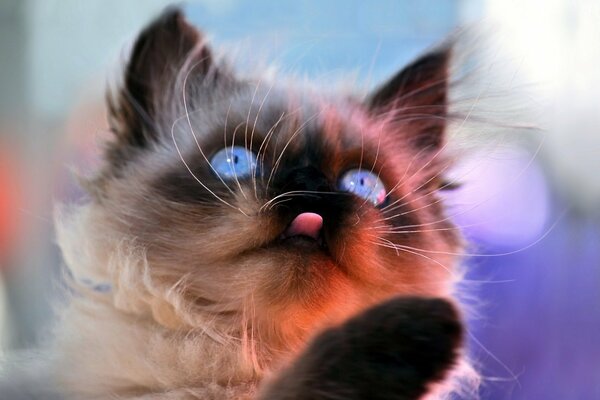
0, 0, 598, 398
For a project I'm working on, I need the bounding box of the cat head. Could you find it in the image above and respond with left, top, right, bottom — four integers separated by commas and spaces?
86, 8, 461, 357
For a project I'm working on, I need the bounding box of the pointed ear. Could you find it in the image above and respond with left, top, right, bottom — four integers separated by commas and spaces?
107, 7, 220, 153
365, 46, 451, 153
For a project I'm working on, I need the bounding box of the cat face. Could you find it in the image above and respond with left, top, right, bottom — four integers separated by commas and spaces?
91, 9, 461, 353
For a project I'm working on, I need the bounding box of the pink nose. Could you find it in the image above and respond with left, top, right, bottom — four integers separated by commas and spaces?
284, 212, 323, 240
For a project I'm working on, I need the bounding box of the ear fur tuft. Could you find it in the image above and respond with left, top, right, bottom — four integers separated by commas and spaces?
366, 46, 452, 153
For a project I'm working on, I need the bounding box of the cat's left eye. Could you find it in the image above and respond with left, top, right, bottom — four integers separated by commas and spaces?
210, 146, 257, 180
338, 169, 387, 206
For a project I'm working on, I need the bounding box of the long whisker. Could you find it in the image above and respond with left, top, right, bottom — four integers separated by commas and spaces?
356, 116, 384, 212
372, 199, 539, 235
230, 121, 249, 199
376, 207, 567, 258
467, 329, 522, 387
363, 40, 382, 93
170, 119, 248, 216
380, 129, 547, 229
379, 132, 510, 217
389, 161, 453, 211
369, 237, 455, 277
380, 163, 454, 217
266, 111, 323, 192
259, 190, 350, 213
375, 75, 451, 114
243, 80, 262, 201
180, 56, 236, 196
256, 111, 291, 196
215, 101, 238, 196
383, 145, 432, 200
383, 72, 490, 212
250, 83, 276, 201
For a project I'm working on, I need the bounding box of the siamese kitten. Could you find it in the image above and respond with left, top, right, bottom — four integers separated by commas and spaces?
44, 7, 469, 400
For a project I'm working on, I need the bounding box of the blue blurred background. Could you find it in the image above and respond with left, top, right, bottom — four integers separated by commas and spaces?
0, 1, 598, 398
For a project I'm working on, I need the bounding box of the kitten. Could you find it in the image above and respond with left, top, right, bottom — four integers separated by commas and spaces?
44, 7, 468, 400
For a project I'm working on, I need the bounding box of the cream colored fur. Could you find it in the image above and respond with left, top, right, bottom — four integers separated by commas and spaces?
52, 205, 264, 399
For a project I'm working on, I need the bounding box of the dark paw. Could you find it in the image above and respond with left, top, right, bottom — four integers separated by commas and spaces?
335, 296, 463, 398
261, 297, 463, 400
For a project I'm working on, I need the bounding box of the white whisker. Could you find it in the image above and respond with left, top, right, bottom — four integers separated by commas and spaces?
170, 119, 249, 216
374, 206, 567, 258
180, 57, 236, 197
369, 237, 455, 277
266, 111, 323, 192
250, 83, 276, 201
230, 121, 249, 199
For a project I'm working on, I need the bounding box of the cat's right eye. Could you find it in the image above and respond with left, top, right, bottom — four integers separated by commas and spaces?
338, 169, 387, 206
210, 146, 257, 180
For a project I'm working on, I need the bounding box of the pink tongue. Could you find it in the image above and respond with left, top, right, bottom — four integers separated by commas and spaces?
285, 212, 323, 239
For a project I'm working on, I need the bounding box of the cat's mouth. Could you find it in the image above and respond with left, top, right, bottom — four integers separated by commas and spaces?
277, 212, 327, 250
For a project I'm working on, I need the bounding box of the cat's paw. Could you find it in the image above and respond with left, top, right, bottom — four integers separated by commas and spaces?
259, 297, 463, 400
332, 296, 463, 397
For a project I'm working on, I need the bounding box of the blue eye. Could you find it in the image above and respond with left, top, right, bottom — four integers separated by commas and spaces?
339, 169, 387, 206
210, 146, 257, 180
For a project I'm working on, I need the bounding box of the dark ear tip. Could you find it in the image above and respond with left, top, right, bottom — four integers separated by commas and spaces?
161, 5, 191, 26
429, 45, 453, 67
434, 41, 454, 57
127, 5, 202, 79
422, 43, 453, 71
366, 41, 453, 111
157, 5, 184, 21
147, 5, 199, 39
153, 3, 189, 23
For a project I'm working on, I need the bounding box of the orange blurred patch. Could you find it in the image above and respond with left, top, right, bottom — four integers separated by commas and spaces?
0, 144, 22, 262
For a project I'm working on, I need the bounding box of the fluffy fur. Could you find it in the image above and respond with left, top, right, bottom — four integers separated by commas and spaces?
11, 7, 478, 399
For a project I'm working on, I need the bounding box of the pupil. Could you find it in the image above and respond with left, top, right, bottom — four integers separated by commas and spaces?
233, 155, 239, 164
360, 178, 365, 186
